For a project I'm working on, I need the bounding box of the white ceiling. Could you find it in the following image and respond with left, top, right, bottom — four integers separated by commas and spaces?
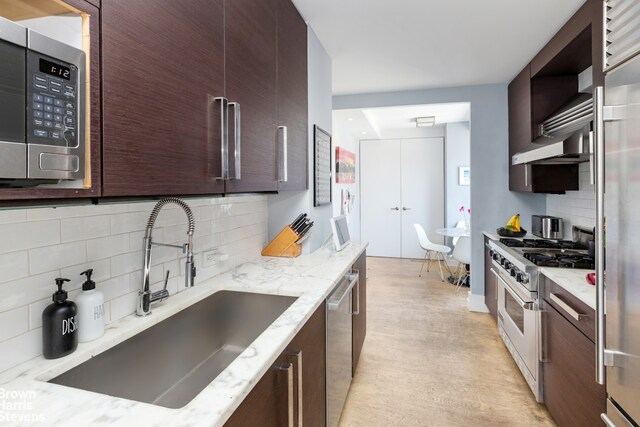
334, 102, 470, 140
291, 0, 586, 95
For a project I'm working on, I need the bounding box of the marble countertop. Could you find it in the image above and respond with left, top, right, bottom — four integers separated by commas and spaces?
483, 231, 595, 310
0, 241, 367, 427
539, 267, 596, 310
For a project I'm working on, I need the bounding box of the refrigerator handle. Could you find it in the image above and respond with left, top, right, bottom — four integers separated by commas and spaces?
594, 86, 606, 385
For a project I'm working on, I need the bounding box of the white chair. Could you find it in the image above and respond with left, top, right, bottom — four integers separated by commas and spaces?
452, 236, 471, 292
414, 223, 451, 282
452, 220, 467, 247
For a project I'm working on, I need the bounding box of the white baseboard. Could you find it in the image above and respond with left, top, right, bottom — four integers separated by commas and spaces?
467, 292, 489, 313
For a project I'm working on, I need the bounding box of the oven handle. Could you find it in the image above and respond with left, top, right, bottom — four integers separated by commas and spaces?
492, 268, 534, 310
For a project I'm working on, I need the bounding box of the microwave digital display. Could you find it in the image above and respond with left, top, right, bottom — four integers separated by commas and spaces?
39, 58, 71, 80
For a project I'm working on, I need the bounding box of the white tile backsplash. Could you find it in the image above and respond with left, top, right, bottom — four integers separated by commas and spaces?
0, 195, 268, 373
547, 162, 596, 239
0, 306, 29, 342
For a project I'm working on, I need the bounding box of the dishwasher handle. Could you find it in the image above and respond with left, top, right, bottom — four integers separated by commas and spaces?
327, 272, 359, 311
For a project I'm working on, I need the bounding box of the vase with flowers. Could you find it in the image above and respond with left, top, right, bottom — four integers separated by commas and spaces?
459, 205, 471, 231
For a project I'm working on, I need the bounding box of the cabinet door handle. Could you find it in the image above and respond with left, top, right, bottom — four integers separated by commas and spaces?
229, 101, 241, 180
351, 268, 360, 315
213, 97, 229, 180
402, 207, 411, 211
288, 349, 303, 427
390, 207, 399, 211
594, 85, 606, 385
550, 293, 587, 321
524, 164, 528, 187
278, 362, 294, 427
278, 126, 288, 182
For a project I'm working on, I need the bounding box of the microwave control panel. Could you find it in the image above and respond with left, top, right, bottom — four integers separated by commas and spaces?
26, 51, 79, 148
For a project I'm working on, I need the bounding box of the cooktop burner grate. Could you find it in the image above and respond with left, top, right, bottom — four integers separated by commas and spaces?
522, 252, 595, 269
499, 238, 581, 250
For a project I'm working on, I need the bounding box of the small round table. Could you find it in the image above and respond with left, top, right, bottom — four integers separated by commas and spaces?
435, 227, 471, 287
435, 227, 470, 238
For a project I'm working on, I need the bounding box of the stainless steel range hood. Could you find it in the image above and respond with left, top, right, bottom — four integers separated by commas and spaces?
512, 125, 592, 165
513, 74, 594, 166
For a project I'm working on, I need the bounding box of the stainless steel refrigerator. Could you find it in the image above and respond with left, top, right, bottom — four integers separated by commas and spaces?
596, 1, 640, 425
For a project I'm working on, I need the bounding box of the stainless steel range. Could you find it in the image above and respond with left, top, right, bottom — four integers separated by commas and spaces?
487, 236, 592, 403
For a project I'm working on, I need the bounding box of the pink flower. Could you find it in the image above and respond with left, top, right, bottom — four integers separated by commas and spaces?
467, 208, 471, 214
459, 205, 464, 212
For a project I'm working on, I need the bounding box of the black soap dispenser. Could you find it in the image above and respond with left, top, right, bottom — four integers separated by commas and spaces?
42, 278, 78, 359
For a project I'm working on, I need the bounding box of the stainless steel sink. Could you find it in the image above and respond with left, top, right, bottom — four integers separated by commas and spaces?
49, 290, 297, 408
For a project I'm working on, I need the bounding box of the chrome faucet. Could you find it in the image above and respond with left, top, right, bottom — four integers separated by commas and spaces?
137, 197, 196, 316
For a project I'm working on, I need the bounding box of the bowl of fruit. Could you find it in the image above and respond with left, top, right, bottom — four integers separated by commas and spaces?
497, 214, 527, 237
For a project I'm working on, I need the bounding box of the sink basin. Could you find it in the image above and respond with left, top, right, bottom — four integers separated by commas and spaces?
49, 290, 297, 408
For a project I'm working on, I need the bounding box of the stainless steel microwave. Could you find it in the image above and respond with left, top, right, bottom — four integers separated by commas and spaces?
0, 16, 85, 187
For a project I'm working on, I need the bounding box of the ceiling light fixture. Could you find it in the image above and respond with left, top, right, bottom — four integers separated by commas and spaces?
347, 117, 354, 121
361, 131, 367, 135
416, 116, 436, 127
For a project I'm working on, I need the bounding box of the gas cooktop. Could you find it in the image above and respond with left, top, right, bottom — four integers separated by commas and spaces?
519, 249, 594, 269
499, 238, 582, 250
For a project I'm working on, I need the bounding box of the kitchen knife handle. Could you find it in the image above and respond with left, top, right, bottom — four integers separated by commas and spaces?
594, 85, 606, 385
229, 102, 241, 180
278, 362, 294, 427
213, 97, 229, 180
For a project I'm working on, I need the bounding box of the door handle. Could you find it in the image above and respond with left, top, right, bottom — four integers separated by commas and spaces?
278, 362, 294, 427
390, 207, 399, 211
550, 293, 587, 321
277, 126, 288, 182
213, 97, 229, 180
229, 101, 241, 180
351, 268, 360, 315
402, 207, 411, 211
594, 86, 606, 385
288, 349, 303, 427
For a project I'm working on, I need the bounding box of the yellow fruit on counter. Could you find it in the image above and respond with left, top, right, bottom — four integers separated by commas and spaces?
505, 214, 521, 232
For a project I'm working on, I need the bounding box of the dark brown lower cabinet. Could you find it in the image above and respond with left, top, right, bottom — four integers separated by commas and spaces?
484, 237, 497, 320
224, 303, 326, 427
352, 252, 367, 375
542, 282, 606, 427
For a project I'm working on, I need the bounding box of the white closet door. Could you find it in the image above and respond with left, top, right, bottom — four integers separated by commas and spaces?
401, 138, 445, 259
360, 139, 402, 257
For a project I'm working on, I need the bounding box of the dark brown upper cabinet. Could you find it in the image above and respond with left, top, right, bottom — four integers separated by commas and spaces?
507, 0, 602, 194
102, 0, 307, 198
223, 0, 279, 194
101, 0, 225, 197
276, 0, 309, 191
0, 0, 101, 204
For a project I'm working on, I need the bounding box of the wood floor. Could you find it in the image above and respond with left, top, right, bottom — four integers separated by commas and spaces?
338, 257, 555, 427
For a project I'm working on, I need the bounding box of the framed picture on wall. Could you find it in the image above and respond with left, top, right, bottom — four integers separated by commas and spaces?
314, 125, 332, 206
335, 147, 356, 183
459, 166, 470, 186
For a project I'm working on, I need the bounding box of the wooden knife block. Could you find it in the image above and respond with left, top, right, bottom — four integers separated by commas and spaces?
261, 226, 301, 257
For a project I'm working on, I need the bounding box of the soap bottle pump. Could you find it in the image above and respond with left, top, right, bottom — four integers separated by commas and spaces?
76, 269, 105, 342
42, 278, 78, 359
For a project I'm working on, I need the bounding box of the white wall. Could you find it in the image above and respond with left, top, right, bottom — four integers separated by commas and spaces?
546, 162, 595, 239
334, 85, 547, 310
268, 27, 334, 253
0, 195, 268, 373
445, 122, 471, 228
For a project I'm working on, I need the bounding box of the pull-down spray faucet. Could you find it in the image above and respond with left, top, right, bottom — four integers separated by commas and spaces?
136, 197, 196, 316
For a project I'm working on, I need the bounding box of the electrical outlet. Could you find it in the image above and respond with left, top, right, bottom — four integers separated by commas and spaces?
203, 250, 217, 267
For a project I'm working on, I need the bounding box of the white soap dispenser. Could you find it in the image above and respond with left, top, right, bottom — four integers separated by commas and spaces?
76, 269, 105, 342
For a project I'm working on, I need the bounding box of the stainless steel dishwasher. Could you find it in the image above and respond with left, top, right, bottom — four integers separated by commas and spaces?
326, 269, 359, 427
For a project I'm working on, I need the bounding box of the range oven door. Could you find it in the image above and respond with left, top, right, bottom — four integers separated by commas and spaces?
493, 265, 541, 400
